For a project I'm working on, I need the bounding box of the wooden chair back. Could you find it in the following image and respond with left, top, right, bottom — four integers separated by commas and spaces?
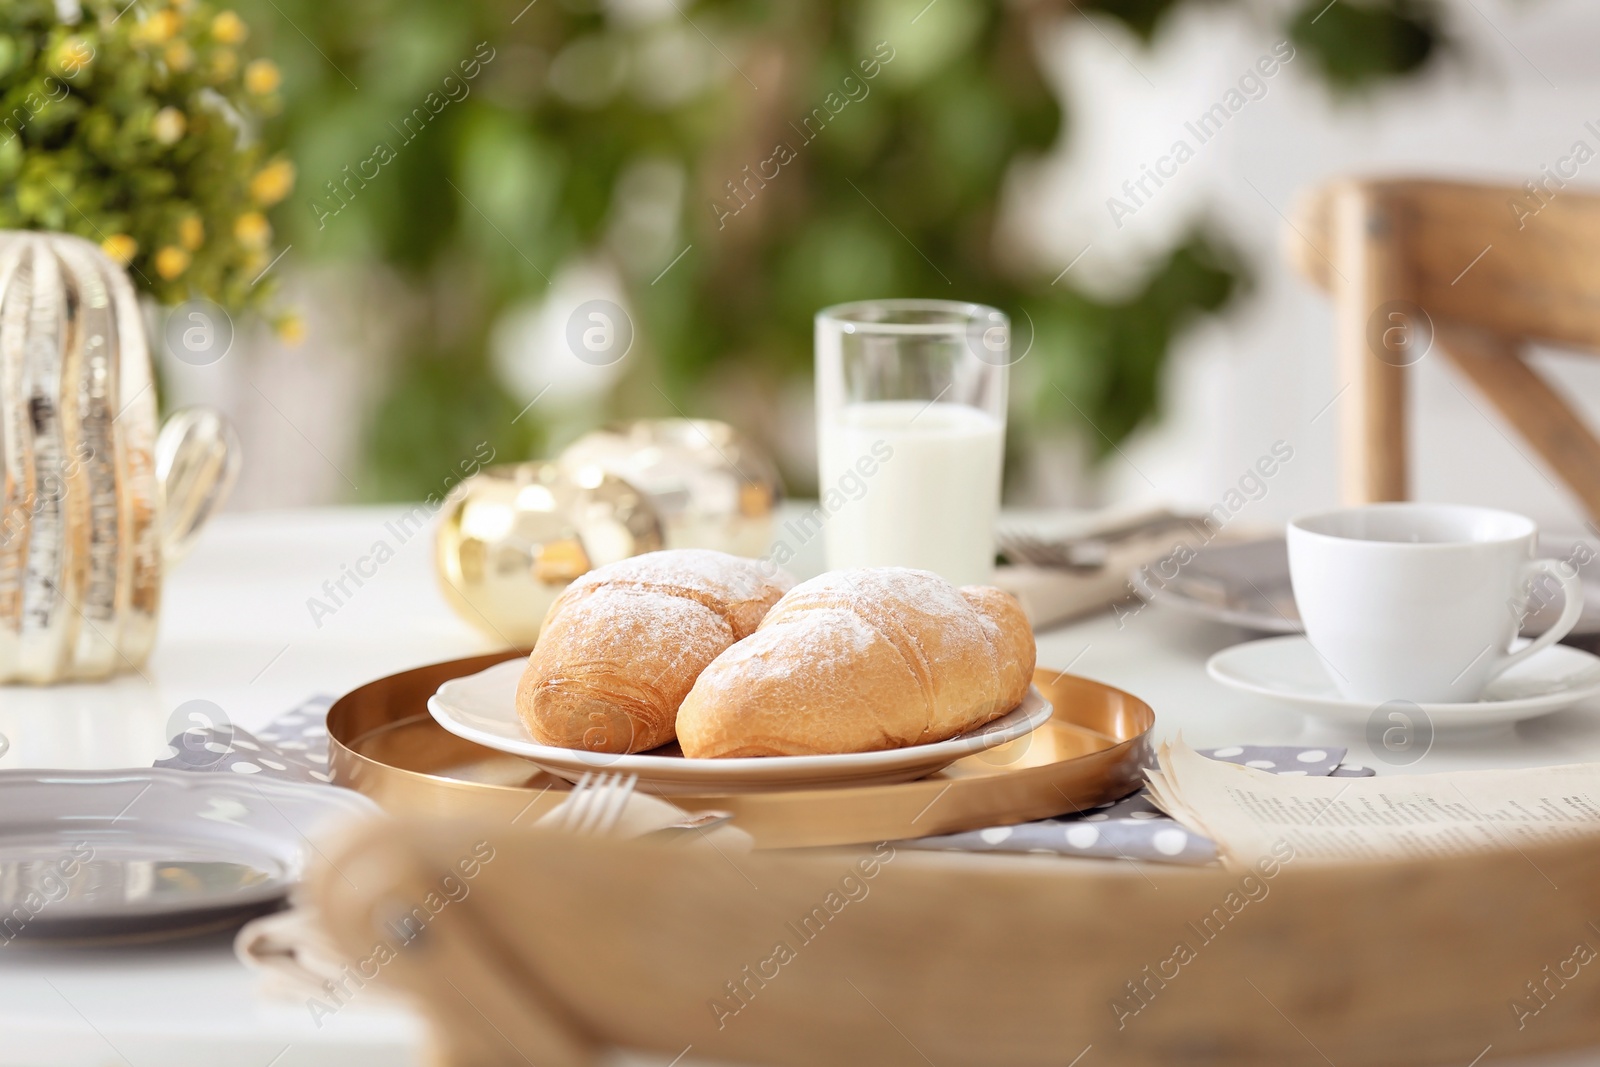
1290, 178, 1600, 517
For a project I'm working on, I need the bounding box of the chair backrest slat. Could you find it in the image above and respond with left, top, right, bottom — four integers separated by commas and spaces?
1400, 180, 1600, 349
1291, 177, 1600, 517
1300, 178, 1600, 350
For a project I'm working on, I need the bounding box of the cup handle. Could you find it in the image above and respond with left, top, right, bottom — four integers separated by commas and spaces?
0, 731, 8, 760
1490, 557, 1585, 681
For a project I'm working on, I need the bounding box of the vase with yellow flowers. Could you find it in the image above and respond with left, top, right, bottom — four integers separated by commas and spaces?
0, 0, 290, 681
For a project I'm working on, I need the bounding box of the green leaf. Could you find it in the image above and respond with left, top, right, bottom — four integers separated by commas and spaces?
1289, 0, 1442, 90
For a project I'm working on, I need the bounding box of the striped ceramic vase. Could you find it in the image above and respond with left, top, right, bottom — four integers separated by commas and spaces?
0, 232, 238, 683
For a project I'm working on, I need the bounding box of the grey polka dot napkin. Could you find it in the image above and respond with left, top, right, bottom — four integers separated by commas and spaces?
153, 696, 336, 783
898, 746, 1376, 865
154, 703, 1375, 867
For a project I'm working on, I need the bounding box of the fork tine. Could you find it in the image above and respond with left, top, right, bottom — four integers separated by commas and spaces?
999, 513, 1195, 572
593, 773, 638, 836
547, 771, 640, 838
574, 772, 620, 836
579, 779, 612, 834
998, 529, 1094, 571
554, 772, 594, 834
995, 529, 1026, 564
997, 530, 1047, 568
569, 771, 604, 838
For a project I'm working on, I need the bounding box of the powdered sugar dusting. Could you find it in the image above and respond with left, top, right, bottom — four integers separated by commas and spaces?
767, 567, 971, 625
528, 548, 792, 705
547, 585, 732, 656
565, 548, 792, 607
711, 605, 878, 683
744, 567, 997, 701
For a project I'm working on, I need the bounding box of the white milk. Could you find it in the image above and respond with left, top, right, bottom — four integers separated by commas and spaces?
818, 400, 1004, 587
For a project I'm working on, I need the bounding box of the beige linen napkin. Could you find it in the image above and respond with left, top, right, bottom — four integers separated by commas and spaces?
993, 545, 1168, 630
988, 510, 1185, 630
236, 789, 751, 1000
993, 509, 1278, 630
235, 904, 370, 1004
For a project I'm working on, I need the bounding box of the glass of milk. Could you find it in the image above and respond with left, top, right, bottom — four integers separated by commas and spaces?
814, 300, 1008, 586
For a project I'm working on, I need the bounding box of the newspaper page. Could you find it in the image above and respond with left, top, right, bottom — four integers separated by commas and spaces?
1146, 736, 1600, 867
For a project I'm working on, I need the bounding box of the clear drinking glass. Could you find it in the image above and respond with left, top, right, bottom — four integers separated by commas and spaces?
814, 299, 1009, 586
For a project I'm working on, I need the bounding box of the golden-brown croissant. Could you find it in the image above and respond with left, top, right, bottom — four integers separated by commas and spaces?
516, 550, 793, 753
676, 568, 1035, 758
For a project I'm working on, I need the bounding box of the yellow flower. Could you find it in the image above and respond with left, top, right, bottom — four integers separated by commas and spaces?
234, 211, 272, 249
51, 36, 93, 77
244, 58, 280, 95
154, 246, 190, 279
100, 235, 137, 267
152, 107, 187, 145
249, 159, 295, 206
275, 315, 306, 347
135, 10, 181, 45
164, 41, 194, 73
210, 48, 238, 80
178, 215, 204, 251
211, 11, 248, 45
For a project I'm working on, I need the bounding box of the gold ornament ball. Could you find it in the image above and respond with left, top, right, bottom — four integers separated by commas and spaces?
557, 419, 781, 559
435, 461, 665, 645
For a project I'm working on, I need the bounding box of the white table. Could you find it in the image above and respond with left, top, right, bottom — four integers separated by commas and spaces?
3, 507, 1599, 1066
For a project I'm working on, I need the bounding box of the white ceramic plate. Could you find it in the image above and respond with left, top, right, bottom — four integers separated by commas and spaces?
428, 660, 1054, 793
1206, 635, 1600, 729
0, 769, 378, 942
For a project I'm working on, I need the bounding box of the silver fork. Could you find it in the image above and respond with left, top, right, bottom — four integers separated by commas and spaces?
998, 511, 1196, 572
997, 529, 1106, 572
548, 771, 639, 837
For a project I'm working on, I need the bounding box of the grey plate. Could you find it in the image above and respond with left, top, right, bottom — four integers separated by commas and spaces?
0, 769, 378, 944
1129, 534, 1600, 639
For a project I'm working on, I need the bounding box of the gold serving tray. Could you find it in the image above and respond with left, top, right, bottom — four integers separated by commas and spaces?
327, 651, 1154, 849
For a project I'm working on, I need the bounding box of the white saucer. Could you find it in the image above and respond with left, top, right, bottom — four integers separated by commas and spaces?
1206, 635, 1600, 729
428, 660, 1054, 793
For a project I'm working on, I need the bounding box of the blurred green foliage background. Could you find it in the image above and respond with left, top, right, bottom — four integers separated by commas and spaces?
5, 0, 1446, 498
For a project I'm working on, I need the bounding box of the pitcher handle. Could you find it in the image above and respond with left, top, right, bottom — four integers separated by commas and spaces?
156, 407, 241, 567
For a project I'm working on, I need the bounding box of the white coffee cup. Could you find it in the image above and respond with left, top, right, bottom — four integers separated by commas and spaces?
1286, 503, 1584, 704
